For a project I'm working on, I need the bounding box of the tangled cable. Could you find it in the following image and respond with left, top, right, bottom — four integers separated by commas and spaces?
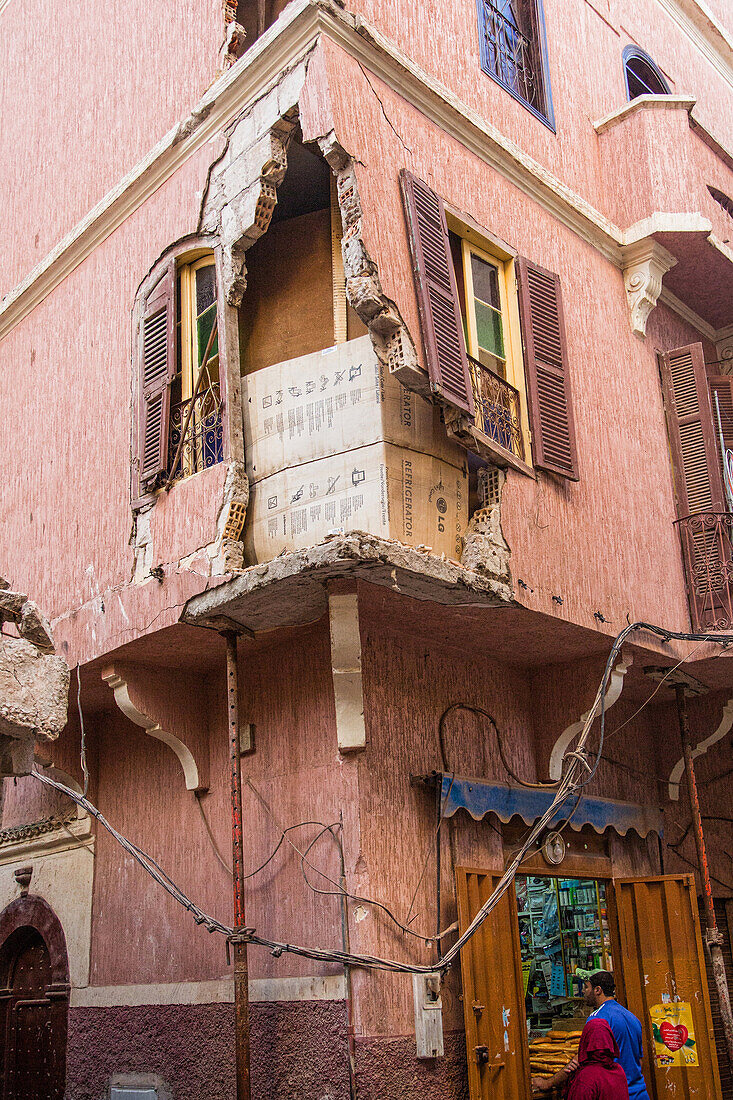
32, 621, 733, 975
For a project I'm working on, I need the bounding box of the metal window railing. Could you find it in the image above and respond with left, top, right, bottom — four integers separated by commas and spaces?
468, 355, 525, 463
479, 0, 542, 111
168, 383, 224, 483
676, 511, 733, 631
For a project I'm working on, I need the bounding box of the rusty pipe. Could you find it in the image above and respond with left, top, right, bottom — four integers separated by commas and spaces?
225, 631, 251, 1100
676, 685, 733, 1070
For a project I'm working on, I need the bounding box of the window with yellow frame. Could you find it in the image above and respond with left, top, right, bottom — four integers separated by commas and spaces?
447, 221, 531, 467
170, 253, 223, 480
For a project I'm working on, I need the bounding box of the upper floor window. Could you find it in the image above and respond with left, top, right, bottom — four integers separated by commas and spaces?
476, 0, 555, 129
623, 46, 670, 100
133, 248, 223, 505
400, 170, 578, 480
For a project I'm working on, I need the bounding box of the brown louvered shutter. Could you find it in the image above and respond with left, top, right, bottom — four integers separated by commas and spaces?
660, 344, 724, 515
137, 263, 176, 496
399, 170, 474, 415
516, 257, 578, 479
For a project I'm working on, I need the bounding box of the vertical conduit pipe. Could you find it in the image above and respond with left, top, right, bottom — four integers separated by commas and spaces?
224, 630, 251, 1100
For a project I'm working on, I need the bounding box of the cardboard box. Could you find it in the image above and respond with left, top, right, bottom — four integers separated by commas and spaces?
242, 335, 462, 481
245, 441, 468, 562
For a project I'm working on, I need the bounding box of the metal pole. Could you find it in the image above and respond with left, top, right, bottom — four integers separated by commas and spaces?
224, 631, 251, 1100
675, 685, 733, 1067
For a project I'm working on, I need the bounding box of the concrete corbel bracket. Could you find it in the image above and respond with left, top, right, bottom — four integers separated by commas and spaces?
548, 651, 632, 781
668, 695, 733, 801
621, 239, 677, 337
101, 665, 205, 791
328, 591, 366, 753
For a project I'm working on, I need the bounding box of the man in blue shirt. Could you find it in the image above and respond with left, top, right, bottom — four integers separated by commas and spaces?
585, 971, 651, 1100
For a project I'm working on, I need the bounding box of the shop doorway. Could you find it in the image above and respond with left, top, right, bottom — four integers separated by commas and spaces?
456, 869, 722, 1100
517, 874, 611, 1031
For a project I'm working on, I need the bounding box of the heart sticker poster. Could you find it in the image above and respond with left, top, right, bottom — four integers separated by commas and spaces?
650, 1003, 699, 1068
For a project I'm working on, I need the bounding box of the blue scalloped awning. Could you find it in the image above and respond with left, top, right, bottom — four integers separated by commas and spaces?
437, 774, 661, 838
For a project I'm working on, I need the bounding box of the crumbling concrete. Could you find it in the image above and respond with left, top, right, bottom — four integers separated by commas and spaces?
0, 582, 69, 777
460, 470, 512, 586
182, 531, 515, 635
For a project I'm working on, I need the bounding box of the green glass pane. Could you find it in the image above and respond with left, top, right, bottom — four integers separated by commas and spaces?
197, 302, 218, 366
471, 254, 501, 310
475, 299, 505, 360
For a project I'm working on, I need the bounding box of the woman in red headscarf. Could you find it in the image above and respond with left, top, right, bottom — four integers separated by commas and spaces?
565, 1018, 630, 1100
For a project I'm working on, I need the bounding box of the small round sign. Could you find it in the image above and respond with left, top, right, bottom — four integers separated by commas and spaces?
542, 831, 566, 866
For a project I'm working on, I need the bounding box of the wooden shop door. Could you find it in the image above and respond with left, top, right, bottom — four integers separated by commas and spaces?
609, 874, 722, 1100
456, 868, 532, 1100
1, 928, 66, 1100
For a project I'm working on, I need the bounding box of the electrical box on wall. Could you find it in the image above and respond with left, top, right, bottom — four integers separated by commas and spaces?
412, 971, 444, 1058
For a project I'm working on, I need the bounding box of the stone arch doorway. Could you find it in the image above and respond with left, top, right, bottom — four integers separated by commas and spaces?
0, 895, 69, 1099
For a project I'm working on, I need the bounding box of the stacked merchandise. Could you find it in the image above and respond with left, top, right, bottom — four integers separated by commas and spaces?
529, 1030, 583, 1079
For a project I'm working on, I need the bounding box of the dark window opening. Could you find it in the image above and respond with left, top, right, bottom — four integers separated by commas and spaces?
623, 46, 671, 100
476, 0, 555, 129
235, 0, 291, 49
238, 138, 366, 377
708, 185, 733, 220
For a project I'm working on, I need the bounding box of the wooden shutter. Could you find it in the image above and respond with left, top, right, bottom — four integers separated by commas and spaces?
137, 262, 176, 496
660, 344, 724, 516
516, 258, 578, 480
608, 875, 722, 1100
455, 868, 531, 1100
399, 170, 474, 415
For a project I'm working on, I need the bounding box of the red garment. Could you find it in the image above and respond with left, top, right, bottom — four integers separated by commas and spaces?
566, 1019, 630, 1100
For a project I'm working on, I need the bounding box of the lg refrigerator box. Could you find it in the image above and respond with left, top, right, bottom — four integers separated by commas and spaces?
245, 442, 467, 561
241, 337, 468, 562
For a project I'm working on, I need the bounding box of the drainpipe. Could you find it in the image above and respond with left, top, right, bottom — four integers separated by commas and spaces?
224, 630, 251, 1100
675, 684, 733, 1068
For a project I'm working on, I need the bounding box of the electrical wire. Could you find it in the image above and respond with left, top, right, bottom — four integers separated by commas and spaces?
31, 620, 733, 976
246, 778, 441, 945
438, 703, 558, 789
76, 664, 89, 797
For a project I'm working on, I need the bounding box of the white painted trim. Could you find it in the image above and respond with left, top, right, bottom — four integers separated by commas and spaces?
668, 696, 733, 800
654, 0, 733, 87
329, 592, 366, 753
548, 653, 632, 781
621, 211, 713, 245
593, 95, 697, 135
102, 668, 201, 790
70, 973, 346, 1007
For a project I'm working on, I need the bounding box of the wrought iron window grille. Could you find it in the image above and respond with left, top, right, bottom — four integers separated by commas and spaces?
676, 510, 733, 631
476, 0, 553, 128
468, 355, 525, 463
167, 382, 224, 484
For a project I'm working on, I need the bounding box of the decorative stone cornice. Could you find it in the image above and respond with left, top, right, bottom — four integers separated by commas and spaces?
621, 239, 678, 337
101, 666, 203, 791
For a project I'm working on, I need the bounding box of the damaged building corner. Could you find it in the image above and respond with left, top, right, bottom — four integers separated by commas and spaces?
0, 578, 69, 778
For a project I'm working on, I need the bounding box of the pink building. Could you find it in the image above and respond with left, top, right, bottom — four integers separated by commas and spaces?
1, 0, 733, 1096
